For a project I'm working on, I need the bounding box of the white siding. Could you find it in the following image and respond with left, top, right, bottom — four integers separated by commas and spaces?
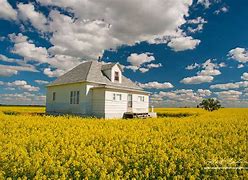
104, 90, 149, 118
132, 94, 149, 113
105, 90, 128, 118
46, 82, 149, 118
92, 88, 105, 118
85, 84, 94, 114
46, 83, 87, 114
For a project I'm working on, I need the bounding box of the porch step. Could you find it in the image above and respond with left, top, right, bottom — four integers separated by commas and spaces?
123, 112, 152, 119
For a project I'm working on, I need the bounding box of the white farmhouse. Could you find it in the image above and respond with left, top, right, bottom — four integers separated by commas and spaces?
46, 60, 151, 118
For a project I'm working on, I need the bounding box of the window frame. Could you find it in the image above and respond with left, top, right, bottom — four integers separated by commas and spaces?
73, 91, 76, 104
127, 94, 132, 108
70, 91, 80, 104
116, 94, 122, 101
52, 92, 56, 101
113, 93, 122, 101
76, 91, 80, 104
70, 91, 73, 104
138, 95, 145, 102
114, 71, 119, 81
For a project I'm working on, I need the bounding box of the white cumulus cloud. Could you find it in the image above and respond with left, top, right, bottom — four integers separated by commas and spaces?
197, 69, 221, 76
0, 0, 17, 20
8, 33, 82, 77
197, 0, 211, 8
152, 88, 211, 107
228, 47, 248, 63
0, 64, 38, 77
186, 63, 200, 70
127, 53, 155, 67
146, 63, 162, 69
180, 75, 213, 84
215, 90, 242, 101
214, 6, 229, 15
0, 69, 18, 77
0, 92, 45, 105
125, 53, 162, 73
167, 36, 201, 52
1, 0, 207, 80
17, 3, 48, 32
182, 59, 224, 84
6, 80, 40, 92
138, 81, 174, 89
197, 89, 212, 97
43, 68, 65, 78
210, 81, 248, 90
238, 64, 244, 68
241, 72, 248, 81
9, 33, 49, 63
35, 80, 49, 85
35, 0, 198, 58
187, 17, 207, 34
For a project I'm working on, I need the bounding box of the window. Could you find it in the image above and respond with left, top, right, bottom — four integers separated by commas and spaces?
73, 91, 76, 104
128, 94, 132, 108
76, 91, 80, 104
138, 96, 145, 102
70, 91, 73, 104
114, 71, 119, 81
52, 92, 56, 101
70, 91, 80, 104
113, 93, 122, 101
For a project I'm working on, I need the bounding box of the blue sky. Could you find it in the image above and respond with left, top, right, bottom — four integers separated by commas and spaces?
0, 0, 248, 107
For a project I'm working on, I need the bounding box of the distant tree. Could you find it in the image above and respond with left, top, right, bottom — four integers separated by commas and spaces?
199, 98, 221, 111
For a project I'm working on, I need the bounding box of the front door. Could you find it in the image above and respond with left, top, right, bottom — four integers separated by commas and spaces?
127, 94, 133, 112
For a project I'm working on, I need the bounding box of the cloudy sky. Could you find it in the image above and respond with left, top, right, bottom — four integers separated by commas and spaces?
0, 0, 248, 107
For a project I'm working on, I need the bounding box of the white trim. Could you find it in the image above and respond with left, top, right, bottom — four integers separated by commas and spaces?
47, 81, 149, 94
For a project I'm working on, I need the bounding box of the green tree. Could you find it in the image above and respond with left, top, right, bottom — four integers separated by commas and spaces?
199, 98, 221, 111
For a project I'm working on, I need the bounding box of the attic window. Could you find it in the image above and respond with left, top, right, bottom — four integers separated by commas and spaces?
114, 71, 119, 81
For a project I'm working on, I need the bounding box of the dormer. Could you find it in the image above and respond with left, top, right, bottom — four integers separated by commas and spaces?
102, 63, 123, 83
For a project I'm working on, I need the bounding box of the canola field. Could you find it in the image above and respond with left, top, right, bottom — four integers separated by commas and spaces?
0, 106, 247, 179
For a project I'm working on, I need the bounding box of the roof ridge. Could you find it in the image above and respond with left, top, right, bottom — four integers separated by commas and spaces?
85, 61, 94, 81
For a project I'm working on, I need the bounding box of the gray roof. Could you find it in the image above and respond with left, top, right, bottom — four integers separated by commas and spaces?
48, 61, 144, 91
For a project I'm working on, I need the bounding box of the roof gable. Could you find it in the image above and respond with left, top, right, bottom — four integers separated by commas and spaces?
101, 63, 123, 72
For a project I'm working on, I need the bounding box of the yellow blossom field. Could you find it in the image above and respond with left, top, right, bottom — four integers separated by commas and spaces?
0, 106, 247, 179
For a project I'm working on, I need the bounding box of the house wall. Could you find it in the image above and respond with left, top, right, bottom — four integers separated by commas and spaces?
104, 89, 149, 119
91, 88, 105, 118
132, 94, 149, 113
85, 83, 94, 114
105, 90, 128, 118
46, 83, 149, 119
46, 83, 87, 114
